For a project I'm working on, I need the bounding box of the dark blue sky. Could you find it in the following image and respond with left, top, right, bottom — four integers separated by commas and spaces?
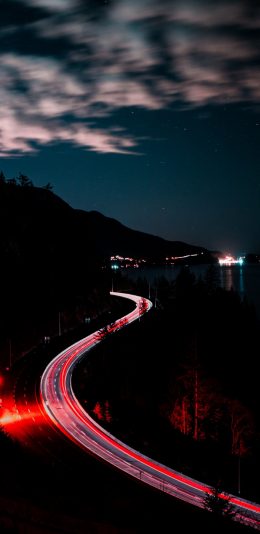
1, 0, 260, 253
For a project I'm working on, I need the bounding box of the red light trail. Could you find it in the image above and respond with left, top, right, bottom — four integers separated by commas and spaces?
37, 291, 260, 527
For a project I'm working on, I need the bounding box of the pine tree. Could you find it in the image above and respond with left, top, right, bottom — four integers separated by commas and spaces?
0, 171, 6, 184
204, 484, 236, 519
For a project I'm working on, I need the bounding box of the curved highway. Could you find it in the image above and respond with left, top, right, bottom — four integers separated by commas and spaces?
40, 291, 260, 529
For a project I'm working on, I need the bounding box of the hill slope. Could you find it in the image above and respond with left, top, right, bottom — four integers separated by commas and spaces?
0, 181, 210, 354
78, 209, 208, 259
0, 181, 208, 267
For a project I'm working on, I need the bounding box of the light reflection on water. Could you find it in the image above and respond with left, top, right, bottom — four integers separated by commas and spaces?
224, 267, 233, 292
220, 265, 245, 295
122, 264, 260, 317
239, 267, 245, 297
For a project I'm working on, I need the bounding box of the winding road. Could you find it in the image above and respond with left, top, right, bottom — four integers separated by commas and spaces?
40, 291, 260, 529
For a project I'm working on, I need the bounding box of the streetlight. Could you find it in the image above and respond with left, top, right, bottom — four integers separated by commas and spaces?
9, 339, 12, 369
238, 440, 241, 495
58, 312, 61, 336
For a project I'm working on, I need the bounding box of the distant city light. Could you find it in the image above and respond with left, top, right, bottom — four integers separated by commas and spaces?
218, 255, 244, 266
165, 252, 200, 263
110, 255, 147, 269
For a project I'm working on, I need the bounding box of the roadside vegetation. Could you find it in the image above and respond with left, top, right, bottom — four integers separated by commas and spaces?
74, 267, 260, 505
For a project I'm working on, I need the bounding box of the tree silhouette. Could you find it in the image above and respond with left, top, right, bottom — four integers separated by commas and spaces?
169, 367, 217, 440
17, 173, 33, 187
43, 182, 54, 191
204, 264, 220, 294
95, 324, 110, 340
228, 400, 254, 456
7, 177, 17, 186
0, 171, 6, 184
204, 484, 236, 519
0, 171, 45, 189
174, 266, 196, 301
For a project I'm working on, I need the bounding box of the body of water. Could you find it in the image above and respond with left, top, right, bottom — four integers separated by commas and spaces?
122, 264, 260, 318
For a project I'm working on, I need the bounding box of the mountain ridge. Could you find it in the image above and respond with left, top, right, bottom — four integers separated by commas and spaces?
74, 206, 209, 260
0, 179, 210, 259
0, 179, 211, 361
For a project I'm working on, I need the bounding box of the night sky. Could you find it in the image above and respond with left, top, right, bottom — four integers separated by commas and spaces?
1, 0, 260, 254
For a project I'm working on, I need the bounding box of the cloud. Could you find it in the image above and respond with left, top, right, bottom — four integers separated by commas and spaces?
169, 1, 248, 28
0, 0, 260, 155
17, 0, 75, 11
